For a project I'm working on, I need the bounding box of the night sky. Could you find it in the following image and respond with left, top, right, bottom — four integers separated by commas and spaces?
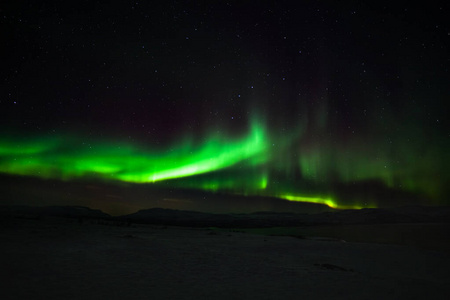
1, 1, 449, 214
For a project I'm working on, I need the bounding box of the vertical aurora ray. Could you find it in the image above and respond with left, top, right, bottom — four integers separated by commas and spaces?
295, 136, 449, 204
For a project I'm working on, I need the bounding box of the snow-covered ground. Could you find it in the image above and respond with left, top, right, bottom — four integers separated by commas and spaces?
1, 218, 449, 299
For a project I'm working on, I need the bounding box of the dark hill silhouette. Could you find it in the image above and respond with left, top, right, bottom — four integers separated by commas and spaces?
0, 205, 110, 219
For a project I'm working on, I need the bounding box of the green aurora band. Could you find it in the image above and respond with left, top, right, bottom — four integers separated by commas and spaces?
0, 115, 448, 210
0, 120, 264, 181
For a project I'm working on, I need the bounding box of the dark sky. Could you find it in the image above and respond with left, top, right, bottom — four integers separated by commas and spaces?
1, 1, 449, 214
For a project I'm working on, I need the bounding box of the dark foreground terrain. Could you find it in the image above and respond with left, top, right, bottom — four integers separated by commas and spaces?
1, 214, 449, 299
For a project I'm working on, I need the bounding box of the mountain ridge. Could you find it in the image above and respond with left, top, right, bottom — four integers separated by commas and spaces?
1, 205, 449, 227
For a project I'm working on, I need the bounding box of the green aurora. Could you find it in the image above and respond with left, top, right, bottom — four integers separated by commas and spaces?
1, 114, 448, 210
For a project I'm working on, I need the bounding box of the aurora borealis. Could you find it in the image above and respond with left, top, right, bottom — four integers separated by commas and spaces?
1, 1, 449, 214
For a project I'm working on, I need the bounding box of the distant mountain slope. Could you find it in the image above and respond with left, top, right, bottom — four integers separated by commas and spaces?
118, 206, 450, 227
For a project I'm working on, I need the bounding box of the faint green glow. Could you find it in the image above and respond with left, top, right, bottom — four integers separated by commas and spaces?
169, 170, 269, 193
0, 136, 59, 155
296, 140, 448, 202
